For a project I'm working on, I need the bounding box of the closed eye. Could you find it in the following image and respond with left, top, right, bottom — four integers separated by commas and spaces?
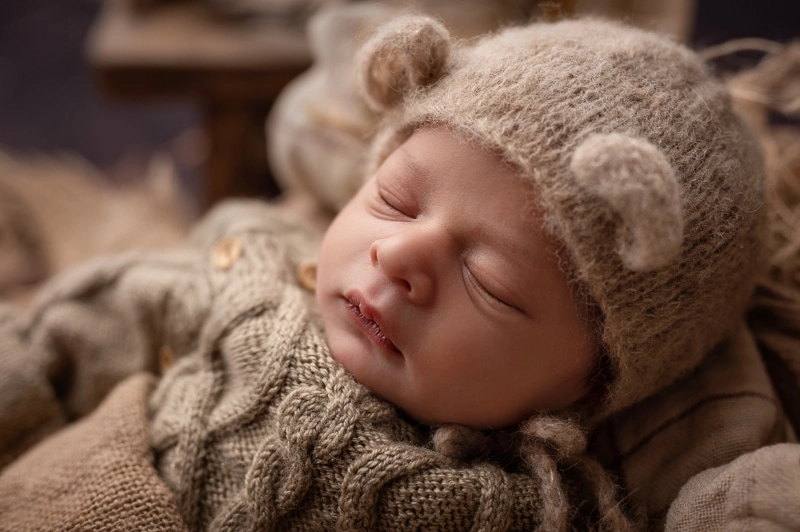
379, 190, 404, 214
375, 184, 416, 219
463, 264, 517, 311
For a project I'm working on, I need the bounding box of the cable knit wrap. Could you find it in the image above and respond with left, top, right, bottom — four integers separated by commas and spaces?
144, 201, 597, 530
358, 16, 767, 420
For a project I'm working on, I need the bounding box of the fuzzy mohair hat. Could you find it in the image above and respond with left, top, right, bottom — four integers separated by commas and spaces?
356, 16, 767, 421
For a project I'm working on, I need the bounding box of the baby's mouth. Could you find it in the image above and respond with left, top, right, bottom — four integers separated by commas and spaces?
345, 297, 402, 356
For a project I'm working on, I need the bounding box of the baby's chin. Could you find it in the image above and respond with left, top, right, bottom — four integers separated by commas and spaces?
323, 333, 527, 430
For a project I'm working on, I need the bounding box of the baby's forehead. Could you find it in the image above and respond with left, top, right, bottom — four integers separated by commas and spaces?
378, 132, 556, 261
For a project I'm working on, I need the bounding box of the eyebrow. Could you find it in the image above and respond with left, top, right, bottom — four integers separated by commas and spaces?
483, 227, 537, 275
396, 145, 438, 191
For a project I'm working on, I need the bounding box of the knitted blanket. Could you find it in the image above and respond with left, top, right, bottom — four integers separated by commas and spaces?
0, 200, 786, 530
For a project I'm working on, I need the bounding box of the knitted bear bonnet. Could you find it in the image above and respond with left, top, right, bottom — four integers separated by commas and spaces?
357, 16, 766, 421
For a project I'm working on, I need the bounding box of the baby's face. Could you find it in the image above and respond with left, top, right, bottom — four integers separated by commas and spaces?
316, 127, 597, 429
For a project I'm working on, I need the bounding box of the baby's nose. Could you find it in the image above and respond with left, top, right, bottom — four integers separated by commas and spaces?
369, 225, 446, 306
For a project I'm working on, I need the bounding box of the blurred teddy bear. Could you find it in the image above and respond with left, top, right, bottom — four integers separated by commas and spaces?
265, 1, 536, 218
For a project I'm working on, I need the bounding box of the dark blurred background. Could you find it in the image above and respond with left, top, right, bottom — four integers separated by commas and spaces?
0, 1, 197, 182
693, 0, 799, 47
0, 0, 797, 202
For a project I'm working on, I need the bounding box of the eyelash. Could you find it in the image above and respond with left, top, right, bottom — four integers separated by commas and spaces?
464, 265, 513, 309
378, 188, 413, 218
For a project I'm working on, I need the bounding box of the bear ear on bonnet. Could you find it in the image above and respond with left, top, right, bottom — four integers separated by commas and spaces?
357, 16, 686, 276
570, 133, 684, 272
357, 15, 452, 112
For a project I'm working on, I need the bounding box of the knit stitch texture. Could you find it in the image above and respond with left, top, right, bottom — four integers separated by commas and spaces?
0, 200, 781, 531
145, 201, 556, 530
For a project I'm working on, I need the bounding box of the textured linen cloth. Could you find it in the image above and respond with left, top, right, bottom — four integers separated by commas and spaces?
0, 200, 787, 530
0, 373, 188, 531
590, 323, 787, 528
666, 443, 800, 531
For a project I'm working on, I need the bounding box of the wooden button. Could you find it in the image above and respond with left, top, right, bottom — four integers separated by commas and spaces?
297, 261, 317, 292
211, 237, 243, 270
159, 345, 175, 373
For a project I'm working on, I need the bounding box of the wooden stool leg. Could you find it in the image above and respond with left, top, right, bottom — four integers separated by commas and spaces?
203, 100, 280, 208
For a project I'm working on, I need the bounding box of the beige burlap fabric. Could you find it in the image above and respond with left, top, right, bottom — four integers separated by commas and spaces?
592, 321, 785, 528
0, 373, 187, 531
0, 150, 191, 306
665, 443, 800, 531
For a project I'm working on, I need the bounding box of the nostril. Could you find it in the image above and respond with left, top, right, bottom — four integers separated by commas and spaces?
369, 242, 379, 266
398, 278, 411, 292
